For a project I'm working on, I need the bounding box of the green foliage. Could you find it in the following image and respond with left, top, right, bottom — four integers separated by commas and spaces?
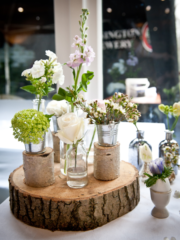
144, 166, 173, 187
11, 109, 50, 144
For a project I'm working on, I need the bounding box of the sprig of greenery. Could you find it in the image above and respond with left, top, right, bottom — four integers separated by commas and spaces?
144, 166, 173, 187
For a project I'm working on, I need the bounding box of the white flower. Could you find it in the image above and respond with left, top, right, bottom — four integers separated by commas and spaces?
94, 112, 98, 118
52, 64, 64, 85
173, 102, 180, 117
40, 77, 46, 83
139, 144, 152, 162
113, 103, 119, 110
173, 190, 180, 198
134, 115, 139, 121
45, 50, 57, 60
118, 92, 122, 97
165, 152, 173, 159
77, 92, 84, 100
46, 100, 68, 117
128, 102, 134, 107
21, 68, 31, 76
55, 113, 84, 144
31, 60, 45, 78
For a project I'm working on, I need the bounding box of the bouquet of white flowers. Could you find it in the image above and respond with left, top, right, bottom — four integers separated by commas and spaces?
21, 50, 64, 111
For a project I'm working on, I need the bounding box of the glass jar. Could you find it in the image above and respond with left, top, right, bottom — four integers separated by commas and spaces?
84, 124, 97, 164
159, 130, 179, 158
66, 142, 88, 188
32, 98, 53, 148
129, 130, 152, 171
59, 141, 69, 177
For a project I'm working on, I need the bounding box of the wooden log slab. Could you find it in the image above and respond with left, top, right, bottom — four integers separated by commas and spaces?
52, 132, 60, 163
94, 142, 120, 180
23, 147, 55, 188
9, 161, 139, 231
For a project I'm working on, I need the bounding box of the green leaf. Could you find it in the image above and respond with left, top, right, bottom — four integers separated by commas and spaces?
52, 93, 65, 101
21, 85, 37, 95
58, 87, 67, 97
81, 71, 94, 92
42, 85, 49, 96
70, 67, 76, 80
48, 87, 55, 92
45, 114, 54, 122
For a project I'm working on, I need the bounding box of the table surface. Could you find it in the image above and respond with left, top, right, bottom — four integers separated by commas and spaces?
131, 93, 161, 104
0, 171, 179, 240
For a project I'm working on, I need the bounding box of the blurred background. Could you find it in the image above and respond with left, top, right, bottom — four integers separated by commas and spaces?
0, 0, 180, 203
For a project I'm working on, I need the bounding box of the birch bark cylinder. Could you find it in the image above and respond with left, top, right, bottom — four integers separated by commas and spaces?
94, 142, 120, 180
23, 147, 55, 188
52, 132, 60, 163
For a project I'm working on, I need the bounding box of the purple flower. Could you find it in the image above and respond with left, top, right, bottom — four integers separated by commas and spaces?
71, 35, 84, 48
83, 46, 95, 66
67, 50, 84, 68
149, 158, 164, 175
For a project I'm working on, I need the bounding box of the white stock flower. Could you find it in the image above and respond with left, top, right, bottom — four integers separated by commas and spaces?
45, 50, 57, 60
46, 100, 68, 117
139, 144, 152, 162
21, 68, 31, 76
55, 113, 84, 144
40, 77, 46, 83
31, 60, 45, 78
52, 63, 64, 85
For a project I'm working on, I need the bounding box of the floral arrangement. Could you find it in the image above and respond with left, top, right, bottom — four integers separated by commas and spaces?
55, 113, 84, 144
158, 102, 180, 130
163, 144, 179, 166
52, 9, 95, 111
74, 92, 141, 127
144, 158, 173, 187
21, 50, 64, 111
11, 109, 51, 144
46, 100, 69, 117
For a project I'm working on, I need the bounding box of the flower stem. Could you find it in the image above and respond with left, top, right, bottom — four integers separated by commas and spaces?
37, 95, 42, 112
171, 116, 179, 131
87, 125, 96, 160
64, 144, 70, 174
74, 64, 82, 91
167, 114, 170, 130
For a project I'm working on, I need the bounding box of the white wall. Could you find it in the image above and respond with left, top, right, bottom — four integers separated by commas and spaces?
54, 0, 103, 100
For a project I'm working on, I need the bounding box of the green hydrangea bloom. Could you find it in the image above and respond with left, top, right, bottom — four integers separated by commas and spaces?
11, 109, 50, 144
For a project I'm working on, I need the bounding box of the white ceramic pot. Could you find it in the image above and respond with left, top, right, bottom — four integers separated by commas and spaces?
150, 178, 171, 219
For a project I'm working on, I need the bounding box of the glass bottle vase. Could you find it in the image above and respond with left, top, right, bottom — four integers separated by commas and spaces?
129, 130, 152, 171
159, 130, 179, 159
66, 142, 88, 188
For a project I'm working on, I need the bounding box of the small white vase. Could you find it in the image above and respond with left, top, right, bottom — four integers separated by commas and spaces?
150, 178, 171, 218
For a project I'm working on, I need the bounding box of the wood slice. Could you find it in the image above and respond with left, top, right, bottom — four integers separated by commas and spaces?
94, 142, 120, 180
9, 161, 140, 231
23, 147, 55, 188
52, 132, 60, 163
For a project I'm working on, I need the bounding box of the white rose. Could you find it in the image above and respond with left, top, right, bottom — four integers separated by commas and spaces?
55, 113, 84, 144
31, 60, 45, 78
139, 144, 152, 163
45, 50, 57, 60
21, 68, 31, 76
46, 100, 68, 117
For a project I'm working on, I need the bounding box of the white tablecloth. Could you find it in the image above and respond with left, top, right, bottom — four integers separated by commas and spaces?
0, 172, 179, 240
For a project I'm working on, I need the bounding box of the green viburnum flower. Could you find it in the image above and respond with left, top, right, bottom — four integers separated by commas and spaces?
11, 109, 50, 144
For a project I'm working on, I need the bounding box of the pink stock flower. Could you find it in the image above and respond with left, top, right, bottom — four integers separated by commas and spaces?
83, 46, 95, 66
71, 35, 84, 48
67, 50, 84, 68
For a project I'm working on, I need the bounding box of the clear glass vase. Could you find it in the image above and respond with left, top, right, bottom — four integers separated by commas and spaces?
59, 141, 69, 177
66, 142, 88, 188
84, 124, 97, 164
129, 130, 152, 171
159, 130, 179, 158
33, 98, 53, 149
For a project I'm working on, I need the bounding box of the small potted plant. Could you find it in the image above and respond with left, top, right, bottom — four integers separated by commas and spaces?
11, 109, 51, 154
75, 92, 141, 146
144, 158, 173, 219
